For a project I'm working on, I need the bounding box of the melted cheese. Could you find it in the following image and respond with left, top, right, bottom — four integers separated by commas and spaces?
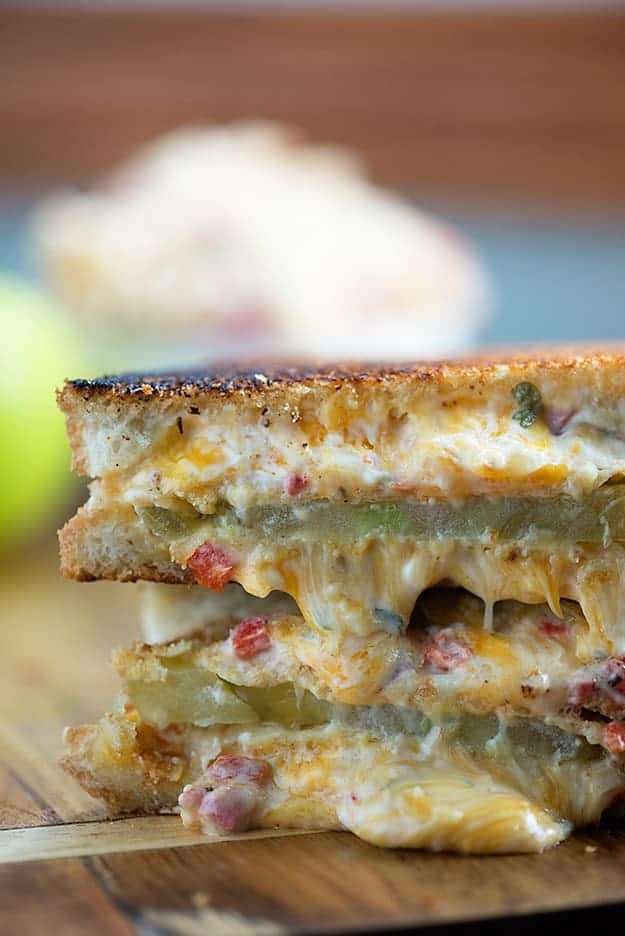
125, 599, 589, 721
335, 760, 566, 853
89, 384, 625, 665
67, 588, 625, 854
225, 621, 564, 714
164, 535, 625, 656
247, 726, 576, 853
111, 395, 625, 509
67, 713, 624, 853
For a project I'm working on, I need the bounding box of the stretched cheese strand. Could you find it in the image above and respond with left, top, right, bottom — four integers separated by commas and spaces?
203, 538, 625, 656
337, 759, 567, 853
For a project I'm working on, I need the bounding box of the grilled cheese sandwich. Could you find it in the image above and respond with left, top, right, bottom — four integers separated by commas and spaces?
58, 350, 625, 852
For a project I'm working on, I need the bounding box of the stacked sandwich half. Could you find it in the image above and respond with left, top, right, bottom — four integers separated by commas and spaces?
59, 351, 625, 853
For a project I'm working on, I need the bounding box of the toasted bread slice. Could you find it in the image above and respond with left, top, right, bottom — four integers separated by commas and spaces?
60, 500, 191, 583
58, 349, 625, 478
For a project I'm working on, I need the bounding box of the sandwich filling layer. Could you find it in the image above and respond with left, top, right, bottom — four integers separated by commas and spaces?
64, 485, 625, 655
117, 595, 625, 724
62, 703, 623, 855
62, 592, 625, 853
130, 488, 625, 653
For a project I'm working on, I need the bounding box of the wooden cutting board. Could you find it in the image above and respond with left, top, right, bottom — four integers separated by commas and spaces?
3, 542, 625, 935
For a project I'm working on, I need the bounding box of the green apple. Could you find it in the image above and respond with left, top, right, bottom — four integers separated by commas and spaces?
0, 274, 86, 548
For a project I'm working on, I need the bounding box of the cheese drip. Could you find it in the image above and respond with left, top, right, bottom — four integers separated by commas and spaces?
170, 537, 625, 656
337, 758, 568, 853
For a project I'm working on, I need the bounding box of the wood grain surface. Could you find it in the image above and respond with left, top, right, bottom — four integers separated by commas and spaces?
2, 8, 625, 208
3, 540, 625, 934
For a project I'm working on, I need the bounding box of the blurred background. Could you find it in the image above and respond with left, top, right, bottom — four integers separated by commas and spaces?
2, 0, 625, 560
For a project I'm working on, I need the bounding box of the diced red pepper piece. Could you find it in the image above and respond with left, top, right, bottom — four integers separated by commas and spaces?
603, 722, 625, 755
187, 543, 235, 590
545, 407, 577, 436
567, 678, 594, 707
597, 658, 625, 696
197, 784, 259, 834
423, 633, 473, 673
285, 472, 309, 496
538, 618, 568, 638
567, 657, 625, 714
178, 755, 271, 835
205, 754, 271, 786
231, 617, 271, 659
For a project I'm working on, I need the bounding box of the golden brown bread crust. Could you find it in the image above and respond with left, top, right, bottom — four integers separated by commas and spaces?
59, 503, 193, 583
59, 346, 625, 404
61, 716, 187, 814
